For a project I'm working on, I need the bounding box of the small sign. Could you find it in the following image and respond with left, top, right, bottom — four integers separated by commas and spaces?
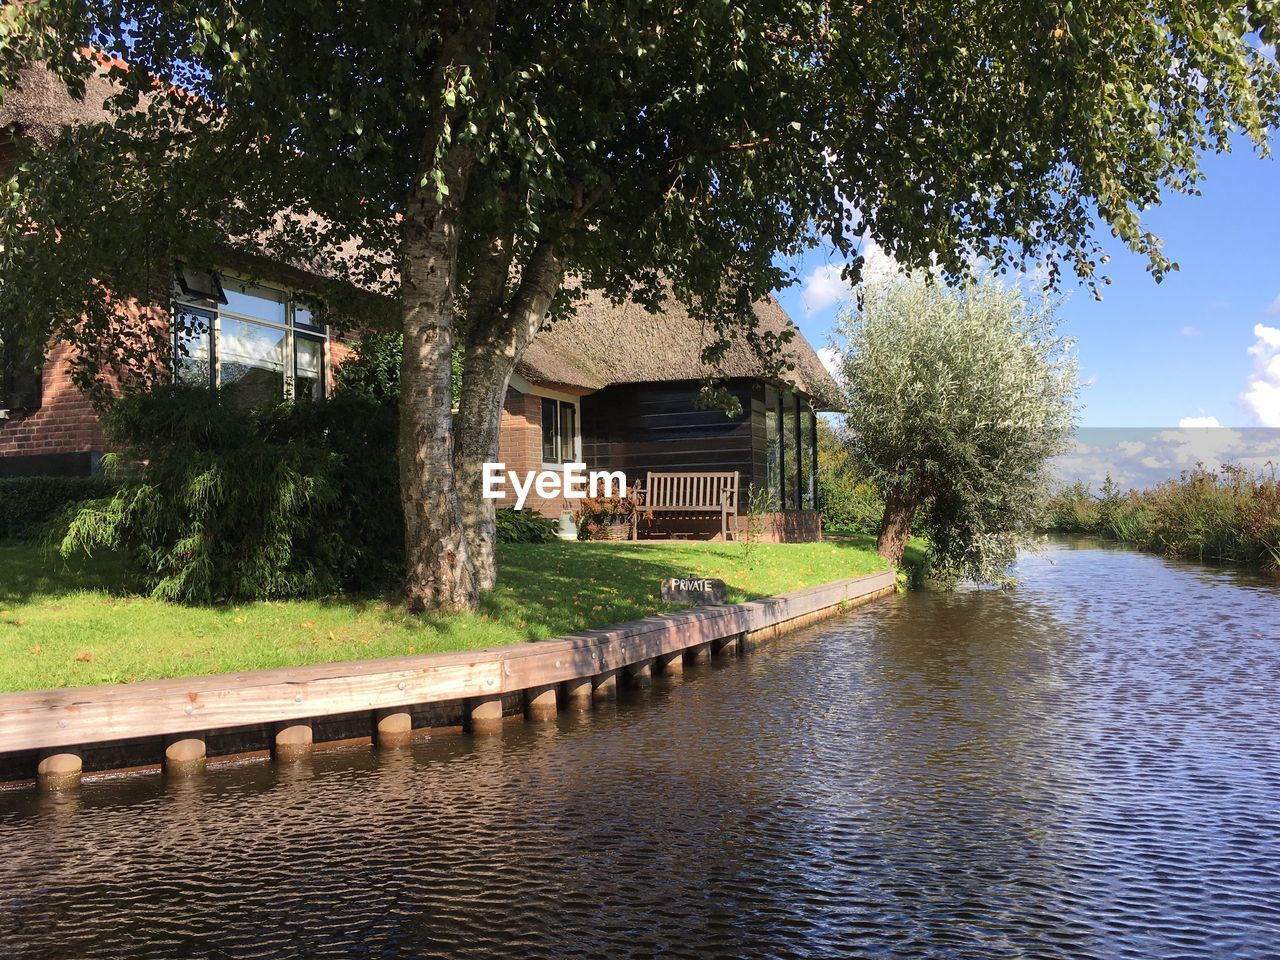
661, 576, 727, 604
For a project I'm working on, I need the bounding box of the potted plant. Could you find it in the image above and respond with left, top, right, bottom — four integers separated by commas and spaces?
575, 491, 638, 540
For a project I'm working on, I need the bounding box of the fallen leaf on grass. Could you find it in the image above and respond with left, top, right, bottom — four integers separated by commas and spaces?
29, 646, 41, 655
75, 652, 93, 662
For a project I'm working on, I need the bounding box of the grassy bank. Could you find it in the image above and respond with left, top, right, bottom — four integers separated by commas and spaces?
0, 538, 889, 692
1043, 465, 1280, 568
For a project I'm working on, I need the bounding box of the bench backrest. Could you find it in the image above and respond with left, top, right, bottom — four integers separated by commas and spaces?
644, 471, 739, 510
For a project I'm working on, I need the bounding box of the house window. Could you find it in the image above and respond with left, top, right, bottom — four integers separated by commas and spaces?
766, 387, 819, 511
0, 333, 43, 412
173, 274, 328, 405
799, 404, 814, 509
781, 389, 797, 509
807, 407, 819, 509
541, 397, 578, 463
764, 385, 781, 509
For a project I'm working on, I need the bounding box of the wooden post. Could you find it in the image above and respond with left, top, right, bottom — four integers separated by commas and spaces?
656, 650, 684, 678
562, 676, 593, 711
374, 709, 413, 749
163, 737, 206, 777
713, 633, 742, 657
273, 722, 313, 763
625, 659, 653, 691
592, 669, 619, 702
525, 685, 559, 722
469, 695, 505, 735
36, 752, 82, 791
685, 642, 712, 665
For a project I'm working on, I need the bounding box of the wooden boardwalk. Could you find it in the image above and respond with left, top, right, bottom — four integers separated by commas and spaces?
0, 570, 896, 789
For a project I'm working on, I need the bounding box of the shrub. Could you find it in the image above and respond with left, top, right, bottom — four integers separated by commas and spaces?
334, 331, 464, 406
333, 331, 403, 405
59, 386, 402, 602
1041, 481, 1100, 533
0, 475, 116, 540
1040, 464, 1280, 568
495, 508, 558, 543
817, 418, 885, 536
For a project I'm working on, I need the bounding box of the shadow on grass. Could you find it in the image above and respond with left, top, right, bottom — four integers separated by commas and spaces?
0, 540, 132, 606
483, 539, 889, 641
1, 537, 890, 643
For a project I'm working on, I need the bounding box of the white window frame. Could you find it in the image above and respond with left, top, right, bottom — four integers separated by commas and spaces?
173, 271, 329, 401
532, 388, 581, 466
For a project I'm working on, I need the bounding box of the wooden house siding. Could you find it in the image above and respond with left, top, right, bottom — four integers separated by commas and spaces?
580, 379, 757, 485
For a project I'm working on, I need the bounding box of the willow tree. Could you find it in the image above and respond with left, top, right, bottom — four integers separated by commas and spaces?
837, 275, 1080, 581
1, 1, 1277, 609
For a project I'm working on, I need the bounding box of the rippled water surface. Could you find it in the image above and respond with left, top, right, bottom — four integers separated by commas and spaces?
2, 541, 1279, 959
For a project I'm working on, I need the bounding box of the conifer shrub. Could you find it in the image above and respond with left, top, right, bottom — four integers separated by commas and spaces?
59, 386, 401, 602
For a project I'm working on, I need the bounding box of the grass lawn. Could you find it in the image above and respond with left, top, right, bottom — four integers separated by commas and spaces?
0, 538, 891, 693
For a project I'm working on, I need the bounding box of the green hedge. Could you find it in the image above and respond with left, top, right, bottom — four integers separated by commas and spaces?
0, 475, 116, 540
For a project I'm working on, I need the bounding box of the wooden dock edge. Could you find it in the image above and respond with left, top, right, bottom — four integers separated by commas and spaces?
0, 569, 897, 789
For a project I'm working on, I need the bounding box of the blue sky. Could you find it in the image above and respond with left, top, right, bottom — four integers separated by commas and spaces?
774, 138, 1280, 430
772, 138, 1280, 486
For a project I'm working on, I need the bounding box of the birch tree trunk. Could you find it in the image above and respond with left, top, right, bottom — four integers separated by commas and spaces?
397, 15, 490, 613
455, 239, 564, 590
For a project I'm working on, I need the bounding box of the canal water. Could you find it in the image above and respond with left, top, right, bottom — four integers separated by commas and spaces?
1, 540, 1278, 959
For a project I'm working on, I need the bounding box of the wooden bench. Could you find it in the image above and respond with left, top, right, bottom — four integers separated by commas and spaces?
632, 471, 739, 541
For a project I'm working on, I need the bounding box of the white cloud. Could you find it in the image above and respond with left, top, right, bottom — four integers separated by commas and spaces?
798, 239, 901, 317
1052, 427, 1280, 490
1242, 322, 1280, 427
816, 347, 843, 380
1180, 326, 1200, 337
858, 240, 900, 285
1266, 295, 1280, 316
1158, 423, 1245, 467
799, 264, 852, 316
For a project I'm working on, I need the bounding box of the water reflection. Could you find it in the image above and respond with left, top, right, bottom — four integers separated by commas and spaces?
1, 541, 1278, 958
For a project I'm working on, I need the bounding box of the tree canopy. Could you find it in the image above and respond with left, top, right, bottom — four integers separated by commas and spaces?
836, 273, 1080, 582
1, 0, 1277, 606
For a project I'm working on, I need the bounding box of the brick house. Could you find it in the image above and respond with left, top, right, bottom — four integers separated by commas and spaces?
1, 62, 841, 540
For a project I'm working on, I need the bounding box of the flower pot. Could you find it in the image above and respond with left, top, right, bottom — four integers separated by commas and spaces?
604, 520, 629, 540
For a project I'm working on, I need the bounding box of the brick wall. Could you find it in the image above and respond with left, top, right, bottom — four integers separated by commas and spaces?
492, 387, 567, 518
0, 339, 106, 471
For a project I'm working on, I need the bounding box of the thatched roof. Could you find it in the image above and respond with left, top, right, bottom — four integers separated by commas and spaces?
519, 288, 843, 409
0, 60, 126, 147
